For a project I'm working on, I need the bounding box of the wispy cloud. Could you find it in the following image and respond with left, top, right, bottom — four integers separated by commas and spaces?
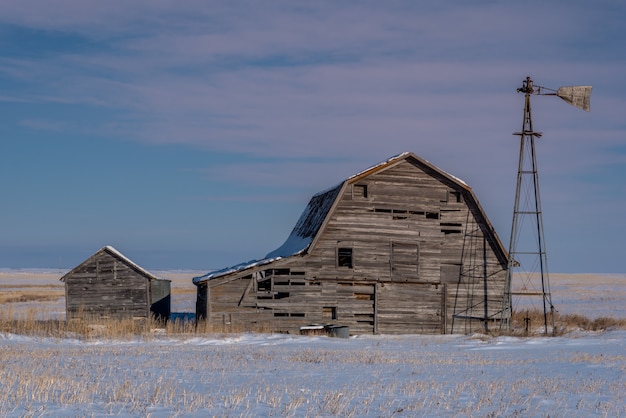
1, 0, 624, 271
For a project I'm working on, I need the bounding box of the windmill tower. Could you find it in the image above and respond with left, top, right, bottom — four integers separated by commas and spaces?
501, 76, 592, 335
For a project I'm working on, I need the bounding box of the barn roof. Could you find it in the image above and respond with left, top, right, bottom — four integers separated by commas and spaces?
193, 152, 508, 285
60, 246, 163, 282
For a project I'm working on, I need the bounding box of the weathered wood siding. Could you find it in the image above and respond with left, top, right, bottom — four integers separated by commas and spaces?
65, 251, 152, 320
198, 158, 507, 335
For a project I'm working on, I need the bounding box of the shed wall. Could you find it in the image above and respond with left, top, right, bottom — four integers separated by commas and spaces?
65, 252, 151, 320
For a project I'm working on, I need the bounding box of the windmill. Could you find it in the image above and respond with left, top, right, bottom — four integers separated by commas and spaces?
501, 76, 592, 335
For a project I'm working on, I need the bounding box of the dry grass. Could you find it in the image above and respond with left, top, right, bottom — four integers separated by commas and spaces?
0, 307, 284, 340
0, 290, 64, 304
1, 306, 624, 341
1, 270, 624, 339
1, 332, 624, 416
505, 309, 626, 337
0, 307, 197, 340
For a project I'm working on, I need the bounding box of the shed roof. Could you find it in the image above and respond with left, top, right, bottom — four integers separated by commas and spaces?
60, 246, 164, 282
194, 152, 508, 284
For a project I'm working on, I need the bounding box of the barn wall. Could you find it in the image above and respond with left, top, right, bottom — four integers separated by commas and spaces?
198, 159, 507, 335
65, 252, 151, 320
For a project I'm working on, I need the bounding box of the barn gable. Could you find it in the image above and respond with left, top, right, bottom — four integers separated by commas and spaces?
194, 152, 509, 335
61, 246, 171, 320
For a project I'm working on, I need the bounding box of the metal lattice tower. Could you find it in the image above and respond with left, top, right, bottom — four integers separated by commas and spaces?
501, 76, 591, 335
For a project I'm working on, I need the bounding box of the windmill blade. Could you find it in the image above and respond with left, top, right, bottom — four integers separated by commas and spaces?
556, 86, 592, 111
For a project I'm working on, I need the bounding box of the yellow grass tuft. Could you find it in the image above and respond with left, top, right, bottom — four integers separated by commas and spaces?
503, 309, 626, 337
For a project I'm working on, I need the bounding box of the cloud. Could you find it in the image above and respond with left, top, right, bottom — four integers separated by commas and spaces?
1, 1, 625, 271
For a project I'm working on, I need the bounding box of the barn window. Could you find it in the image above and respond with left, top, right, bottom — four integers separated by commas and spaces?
323, 307, 337, 320
337, 248, 353, 268
258, 279, 272, 292
441, 222, 463, 234
442, 190, 463, 203
353, 184, 368, 199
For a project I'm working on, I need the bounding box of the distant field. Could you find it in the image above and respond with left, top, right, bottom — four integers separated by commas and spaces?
1, 270, 625, 416
0, 270, 624, 320
0, 269, 201, 319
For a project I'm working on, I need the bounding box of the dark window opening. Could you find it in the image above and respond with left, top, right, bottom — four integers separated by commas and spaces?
264, 268, 290, 276
258, 279, 272, 292
441, 222, 462, 234
442, 190, 463, 203
274, 312, 305, 317
323, 307, 337, 320
426, 212, 439, 219
354, 184, 368, 199
275, 292, 290, 299
374, 208, 428, 217
337, 248, 353, 268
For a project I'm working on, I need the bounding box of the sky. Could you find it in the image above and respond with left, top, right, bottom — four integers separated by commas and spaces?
0, 1, 624, 273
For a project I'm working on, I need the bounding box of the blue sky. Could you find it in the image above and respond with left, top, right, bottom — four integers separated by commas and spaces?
0, 1, 624, 273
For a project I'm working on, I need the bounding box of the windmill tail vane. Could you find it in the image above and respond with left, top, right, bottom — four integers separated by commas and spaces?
517, 76, 592, 111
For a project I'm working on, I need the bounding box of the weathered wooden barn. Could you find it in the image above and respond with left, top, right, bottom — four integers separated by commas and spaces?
194, 152, 509, 335
61, 246, 171, 321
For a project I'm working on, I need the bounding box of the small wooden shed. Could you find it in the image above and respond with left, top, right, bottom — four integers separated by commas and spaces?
194, 152, 509, 335
61, 246, 171, 321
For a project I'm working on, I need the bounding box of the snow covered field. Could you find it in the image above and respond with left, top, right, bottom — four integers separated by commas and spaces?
1, 271, 625, 417
1, 330, 625, 417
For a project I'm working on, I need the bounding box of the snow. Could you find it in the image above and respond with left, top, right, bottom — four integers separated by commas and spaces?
1, 272, 625, 416
1, 330, 624, 416
193, 258, 278, 283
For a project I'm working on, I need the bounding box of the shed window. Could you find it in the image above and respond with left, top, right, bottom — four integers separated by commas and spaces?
337, 248, 353, 268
